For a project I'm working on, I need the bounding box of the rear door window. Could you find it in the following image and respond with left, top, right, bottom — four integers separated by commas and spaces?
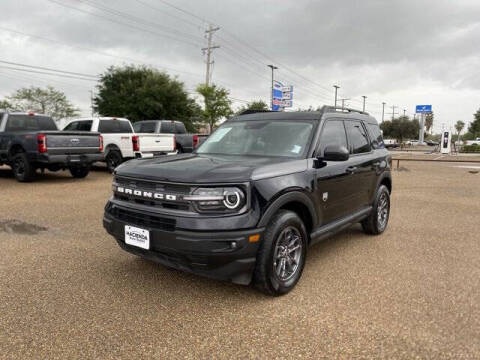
77, 120, 93, 131
160, 121, 175, 134
64, 121, 79, 131
344, 120, 371, 154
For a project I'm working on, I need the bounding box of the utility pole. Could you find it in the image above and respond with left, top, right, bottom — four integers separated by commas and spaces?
268, 64, 278, 110
362, 95, 367, 112
382, 102, 386, 122
202, 24, 220, 86
333, 85, 340, 108
390, 105, 397, 120
340, 98, 350, 111
89, 89, 95, 117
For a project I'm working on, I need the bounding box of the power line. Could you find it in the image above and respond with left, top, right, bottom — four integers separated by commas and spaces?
0, 66, 97, 82
0, 26, 205, 79
45, 0, 200, 47
0, 59, 98, 79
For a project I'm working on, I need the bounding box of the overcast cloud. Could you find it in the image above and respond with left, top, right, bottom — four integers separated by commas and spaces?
1, 0, 479, 132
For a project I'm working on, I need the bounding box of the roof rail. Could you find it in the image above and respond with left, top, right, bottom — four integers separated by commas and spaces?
238, 109, 275, 115
321, 105, 369, 116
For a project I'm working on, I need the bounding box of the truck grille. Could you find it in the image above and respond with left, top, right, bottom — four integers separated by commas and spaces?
113, 176, 193, 212
107, 204, 176, 232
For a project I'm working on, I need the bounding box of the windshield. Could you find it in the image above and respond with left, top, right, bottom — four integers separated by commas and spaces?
196, 120, 314, 157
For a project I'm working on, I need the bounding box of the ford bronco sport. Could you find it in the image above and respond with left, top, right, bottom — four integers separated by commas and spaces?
103, 106, 392, 295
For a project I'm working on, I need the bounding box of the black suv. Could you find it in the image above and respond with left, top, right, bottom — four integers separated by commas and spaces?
103, 106, 392, 295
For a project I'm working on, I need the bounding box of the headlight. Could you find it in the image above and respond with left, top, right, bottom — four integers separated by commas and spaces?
184, 187, 246, 212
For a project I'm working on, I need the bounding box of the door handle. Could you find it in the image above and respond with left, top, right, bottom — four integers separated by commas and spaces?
346, 166, 357, 174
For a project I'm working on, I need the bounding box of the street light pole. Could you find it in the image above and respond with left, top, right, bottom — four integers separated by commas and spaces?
382, 102, 386, 122
333, 85, 340, 108
267, 64, 278, 110
362, 95, 367, 112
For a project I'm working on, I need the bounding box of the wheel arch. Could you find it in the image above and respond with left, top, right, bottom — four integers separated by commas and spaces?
8, 143, 26, 159
258, 191, 317, 238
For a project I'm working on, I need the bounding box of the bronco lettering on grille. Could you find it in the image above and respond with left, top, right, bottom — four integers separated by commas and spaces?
115, 186, 177, 201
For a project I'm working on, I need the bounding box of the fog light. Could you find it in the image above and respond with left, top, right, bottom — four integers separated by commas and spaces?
230, 241, 237, 249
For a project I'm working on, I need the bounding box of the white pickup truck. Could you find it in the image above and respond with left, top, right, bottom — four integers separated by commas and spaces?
466, 138, 480, 146
63, 117, 175, 172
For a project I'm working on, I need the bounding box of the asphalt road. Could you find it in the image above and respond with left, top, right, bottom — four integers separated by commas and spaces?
1, 162, 479, 359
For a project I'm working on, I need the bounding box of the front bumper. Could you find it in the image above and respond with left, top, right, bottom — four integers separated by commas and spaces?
103, 202, 264, 285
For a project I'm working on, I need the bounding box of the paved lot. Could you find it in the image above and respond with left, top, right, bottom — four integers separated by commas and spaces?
1, 162, 479, 359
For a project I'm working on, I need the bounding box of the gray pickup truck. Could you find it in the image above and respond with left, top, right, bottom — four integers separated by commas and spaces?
132, 120, 207, 153
0, 111, 103, 182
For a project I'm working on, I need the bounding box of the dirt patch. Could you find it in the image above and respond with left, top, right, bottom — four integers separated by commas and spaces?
0, 219, 48, 235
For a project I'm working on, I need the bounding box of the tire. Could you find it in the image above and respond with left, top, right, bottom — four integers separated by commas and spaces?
69, 165, 90, 179
105, 150, 123, 173
253, 210, 307, 296
11, 152, 36, 182
176, 145, 183, 153
361, 185, 390, 235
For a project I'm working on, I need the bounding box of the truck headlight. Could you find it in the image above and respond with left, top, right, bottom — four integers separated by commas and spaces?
184, 187, 246, 212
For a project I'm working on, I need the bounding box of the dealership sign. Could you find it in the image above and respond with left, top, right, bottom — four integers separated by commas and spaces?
272, 81, 293, 111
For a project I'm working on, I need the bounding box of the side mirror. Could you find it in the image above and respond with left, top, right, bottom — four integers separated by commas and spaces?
322, 145, 349, 161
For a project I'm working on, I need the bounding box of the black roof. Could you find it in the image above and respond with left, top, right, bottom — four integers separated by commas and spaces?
230, 106, 378, 124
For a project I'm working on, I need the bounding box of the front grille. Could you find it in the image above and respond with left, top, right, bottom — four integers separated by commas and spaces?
108, 205, 176, 232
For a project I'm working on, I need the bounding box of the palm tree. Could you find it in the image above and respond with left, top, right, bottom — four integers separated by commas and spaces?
455, 120, 465, 144
425, 113, 434, 134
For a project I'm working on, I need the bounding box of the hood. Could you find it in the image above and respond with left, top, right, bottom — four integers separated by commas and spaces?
115, 153, 308, 183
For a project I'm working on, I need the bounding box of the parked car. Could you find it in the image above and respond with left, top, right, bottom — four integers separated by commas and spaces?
132, 120, 207, 153
103, 106, 392, 296
64, 117, 175, 172
426, 140, 439, 146
0, 111, 103, 182
466, 138, 480, 146
383, 139, 399, 148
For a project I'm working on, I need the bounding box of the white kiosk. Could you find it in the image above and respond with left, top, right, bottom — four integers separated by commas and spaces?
440, 131, 452, 154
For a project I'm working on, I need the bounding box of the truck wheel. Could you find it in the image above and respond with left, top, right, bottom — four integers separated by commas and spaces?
106, 150, 122, 173
69, 165, 90, 179
253, 210, 307, 296
361, 185, 390, 235
12, 153, 36, 182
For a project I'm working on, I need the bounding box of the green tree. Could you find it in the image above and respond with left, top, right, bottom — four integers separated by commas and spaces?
0, 98, 12, 110
94, 65, 201, 131
468, 109, 480, 137
380, 116, 420, 143
425, 112, 434, 134
235, 100, 268, 115
455, 120, 465, 143
196, 84, 233, 133
7, 86, 79, 120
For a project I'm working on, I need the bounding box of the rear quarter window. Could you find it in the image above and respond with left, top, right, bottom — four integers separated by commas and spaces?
367, 123, 385, 149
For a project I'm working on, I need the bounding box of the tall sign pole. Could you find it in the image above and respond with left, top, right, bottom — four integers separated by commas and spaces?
268, 65, 278, 110
333, 85, 340, 108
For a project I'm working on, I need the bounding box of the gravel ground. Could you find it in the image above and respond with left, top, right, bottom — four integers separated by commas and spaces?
0, 162, 479, 359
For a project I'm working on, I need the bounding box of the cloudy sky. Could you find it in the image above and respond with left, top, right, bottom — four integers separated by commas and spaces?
1, 0, 479, 132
